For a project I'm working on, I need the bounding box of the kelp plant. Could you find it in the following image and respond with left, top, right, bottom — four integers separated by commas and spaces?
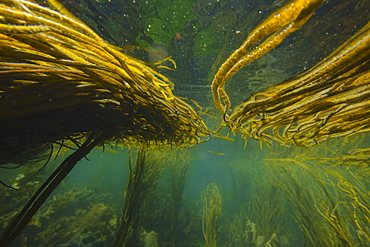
167, 149, 193, 247
201, 182, 222, 247
266, 154, 370, 246
211, 0, 370, 147
224, 157, 285, 246
0, 0, 209, 245
263, 132, 369, 246
114, 148, 166, 247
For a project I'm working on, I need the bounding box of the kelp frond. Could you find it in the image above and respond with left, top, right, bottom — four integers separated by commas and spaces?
211, 0, 369, 147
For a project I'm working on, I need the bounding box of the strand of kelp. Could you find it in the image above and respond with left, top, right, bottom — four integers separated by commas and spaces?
0, 129, 115, 246
211, 0, 370, 147
211, 0, 326, 115
0, 0, 210, 147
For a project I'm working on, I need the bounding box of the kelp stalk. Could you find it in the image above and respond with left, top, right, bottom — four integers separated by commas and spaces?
168, 150, 192, 247
201, 182, 222, 247
211, 0, 326, 116
0, 128, 115, 246
113, 148, 165, 247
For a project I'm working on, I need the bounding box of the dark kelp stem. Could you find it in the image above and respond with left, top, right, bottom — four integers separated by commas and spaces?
0, 129, 115, 246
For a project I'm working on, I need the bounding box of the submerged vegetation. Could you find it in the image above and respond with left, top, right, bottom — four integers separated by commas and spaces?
0, 0, 369, 246
211, 0, 370, 147
201, 182, 222, 247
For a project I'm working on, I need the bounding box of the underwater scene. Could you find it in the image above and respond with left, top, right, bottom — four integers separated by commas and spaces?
0, 0, 369, 246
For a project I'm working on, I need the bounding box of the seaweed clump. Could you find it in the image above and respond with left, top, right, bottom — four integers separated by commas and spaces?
0, 0, 210, 245
0, 0, 210, 165
211, 0, 370, 147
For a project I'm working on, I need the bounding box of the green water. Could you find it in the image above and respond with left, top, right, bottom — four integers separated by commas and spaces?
0, 0, 369, 246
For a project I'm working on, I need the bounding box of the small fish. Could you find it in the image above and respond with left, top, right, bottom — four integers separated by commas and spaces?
206, 150, 226, 155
